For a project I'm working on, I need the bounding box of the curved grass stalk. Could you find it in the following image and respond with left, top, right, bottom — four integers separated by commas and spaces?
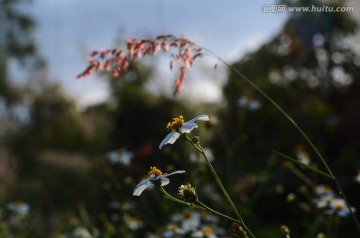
183, 134, 240, 219
272, 150, 332, 179
201, 47, 360, 232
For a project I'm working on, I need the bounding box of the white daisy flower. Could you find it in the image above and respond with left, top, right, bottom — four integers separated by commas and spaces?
313, 185, 335, 209
159, 115, 210, 150
72, 226, 94, 238
314, 185, 334, 197
295, 144, 311, 165
132, 167, 185, 196
123, 214, 144, 230
191, 225, 225, 238
325, 198, 356, 217
314, 194, 333, 209
6, 200, 30, 216
106, 148, 134, 165
237, 96, 261, 111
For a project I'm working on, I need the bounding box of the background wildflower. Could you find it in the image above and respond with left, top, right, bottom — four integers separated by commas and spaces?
237, 96, 261, 111
106, 148, 134, 165
325, 198, 356, 217
123, 214, 144, 230
295, 144, 311, 165
6, 201, 30, 216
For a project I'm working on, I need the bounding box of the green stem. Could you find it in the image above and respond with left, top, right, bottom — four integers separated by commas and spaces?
272, 150, 332, 179
160, 185, 254, 237
183, 134, 240, 218
202, 47, 360, 233
288, 164, 316, 189
183, 134, 256, 238
196, 200, 240, 223
197, 200, 255, 238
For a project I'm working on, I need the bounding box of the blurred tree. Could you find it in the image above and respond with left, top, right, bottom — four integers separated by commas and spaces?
0, 0, 43, 203
0, 0, 43, 105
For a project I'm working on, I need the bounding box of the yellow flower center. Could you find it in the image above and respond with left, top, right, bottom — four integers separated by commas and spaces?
183, 211, 192, 220
15, 200, 24, 206
247, 95, 254, 103
166, 224, 178, 231
335, 203, 344, 211
167, 115, 184, 131
202, 226, 215, 235
147, 166, 163, 177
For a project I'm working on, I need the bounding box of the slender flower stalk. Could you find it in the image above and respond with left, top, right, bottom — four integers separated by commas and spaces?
160, 186, 246, 231
183, 134, 240, 217
273, 150, 332, 179
158, 186, 203, 210
183, 134, 255, 238
196, 200, 240, 224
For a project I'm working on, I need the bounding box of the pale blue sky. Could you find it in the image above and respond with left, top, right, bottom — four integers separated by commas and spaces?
18, 0, 288, 106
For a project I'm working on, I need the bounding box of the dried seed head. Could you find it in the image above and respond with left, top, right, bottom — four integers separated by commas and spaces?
178, 182, 198, 203
228, 223, 248, 238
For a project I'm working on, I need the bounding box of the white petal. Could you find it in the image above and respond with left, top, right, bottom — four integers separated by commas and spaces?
153, 174, 164, 181
161, 178, 170, 186
187, 115, 210, 123
132, 178, 153, 196
179, 122, 198, 133
159, 131, 181, 149
163, 170, 186, 177
136, 178, 150, 187
133, 183, 150, 196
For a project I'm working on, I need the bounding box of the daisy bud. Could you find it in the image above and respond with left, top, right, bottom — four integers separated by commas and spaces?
191, 136, 200, 144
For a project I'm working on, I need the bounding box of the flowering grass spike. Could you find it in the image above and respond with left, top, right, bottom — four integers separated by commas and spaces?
77, 35, 203, 96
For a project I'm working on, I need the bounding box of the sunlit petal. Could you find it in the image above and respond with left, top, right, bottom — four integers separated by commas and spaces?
179, 122, 198, 133
137, 178, 150, 187
159, 131, 181, 149
164, 170, 186, 177
133, 183, 150, 196
161, 178, 170, 186
187, 115, 210, 123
